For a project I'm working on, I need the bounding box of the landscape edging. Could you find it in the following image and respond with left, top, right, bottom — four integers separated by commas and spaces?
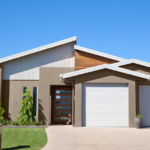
2, 126, 47, 128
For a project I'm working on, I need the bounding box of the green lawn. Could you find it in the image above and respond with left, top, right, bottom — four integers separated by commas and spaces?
2, 128, 47, 150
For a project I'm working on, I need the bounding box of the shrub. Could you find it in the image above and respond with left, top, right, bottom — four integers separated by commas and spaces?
0, 101, 5, 122
2, 120, 10, 125
15, 87, 35, 125
11, 121, 19, 126
33, 121, 42, 126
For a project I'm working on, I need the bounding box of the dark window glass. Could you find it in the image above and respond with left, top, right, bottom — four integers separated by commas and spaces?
56, 106, 71, 109
56, 90, 71, 94
33, 87, 38, 116
56, 101, 71, 104
56, 95, 71, 99
56, 111, 71, 115
23, 87, 27, 99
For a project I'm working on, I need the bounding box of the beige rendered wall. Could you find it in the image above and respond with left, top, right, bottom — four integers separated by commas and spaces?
39, 67, 74, 126
2, 80, 39, 121
0, 64, 3, 102
70, 69, 147, 128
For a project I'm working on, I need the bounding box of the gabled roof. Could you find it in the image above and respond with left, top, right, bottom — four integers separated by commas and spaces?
0, 36, 77, 63
111, 59, 150, 68
74, 45, 127, 62
60, 64, 150, 80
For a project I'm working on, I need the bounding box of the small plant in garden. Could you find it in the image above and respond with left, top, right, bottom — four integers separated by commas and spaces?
11, 121, 19, 126
136, 114, 143, 119
15, 87, 35, 125
2, 120, 9, 125
33, 121, 42, 126
0, 101, 5, 123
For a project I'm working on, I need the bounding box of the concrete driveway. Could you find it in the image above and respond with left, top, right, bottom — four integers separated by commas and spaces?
42, 125, 150, 150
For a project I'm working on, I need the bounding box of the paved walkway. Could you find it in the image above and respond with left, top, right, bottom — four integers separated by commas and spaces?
42, 125, 150, 150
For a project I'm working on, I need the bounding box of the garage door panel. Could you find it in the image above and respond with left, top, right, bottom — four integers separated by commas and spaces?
82, 83, 129, 127
83, 104, 128, 108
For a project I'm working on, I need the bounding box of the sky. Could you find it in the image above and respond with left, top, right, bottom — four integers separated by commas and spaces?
0, 0, 150, 62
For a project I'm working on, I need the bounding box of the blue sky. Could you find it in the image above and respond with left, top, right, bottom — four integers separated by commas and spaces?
0, 0, 150, 62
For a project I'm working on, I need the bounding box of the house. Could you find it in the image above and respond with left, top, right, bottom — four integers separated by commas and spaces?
0, 36, 150, 128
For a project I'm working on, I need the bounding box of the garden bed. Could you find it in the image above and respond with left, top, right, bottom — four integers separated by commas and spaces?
2, 125, 47, 128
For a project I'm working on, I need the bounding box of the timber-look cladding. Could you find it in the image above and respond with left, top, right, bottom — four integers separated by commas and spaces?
75, 50, 118, 70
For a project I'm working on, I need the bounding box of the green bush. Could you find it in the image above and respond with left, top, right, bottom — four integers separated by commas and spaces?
0, 101, 5, 122
33, 121, 42, 126
15, 87, 35, 125
1, 120, 9, 125
11, 121, 19, 126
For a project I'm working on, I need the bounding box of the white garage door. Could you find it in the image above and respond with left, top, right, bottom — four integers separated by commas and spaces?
82, 84, 129, 127
139, 85, 150, 127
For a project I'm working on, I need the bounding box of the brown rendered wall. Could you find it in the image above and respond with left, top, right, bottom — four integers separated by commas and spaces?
121, 64, 150, 75
0, 64, 3, 102
39, 67, 74, 126
2, 80, 39, 121
68, 69, 147, 128
121, 64, 150, 115
75, 50, 118, 70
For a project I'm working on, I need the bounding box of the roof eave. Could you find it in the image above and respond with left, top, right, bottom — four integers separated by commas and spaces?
0, 36, 77, 63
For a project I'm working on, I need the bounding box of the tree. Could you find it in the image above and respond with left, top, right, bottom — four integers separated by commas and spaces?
16, 87, 35, 125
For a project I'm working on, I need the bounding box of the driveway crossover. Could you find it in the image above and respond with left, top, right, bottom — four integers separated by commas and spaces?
42, 125, 150, 150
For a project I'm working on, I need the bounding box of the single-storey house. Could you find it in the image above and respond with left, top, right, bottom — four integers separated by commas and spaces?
0, 36, 150, 128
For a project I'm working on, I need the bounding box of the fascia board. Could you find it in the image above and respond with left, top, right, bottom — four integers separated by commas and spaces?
60, 64, 108, 79
112, 59, 150, 68
0, 36, 77, 63
60, 64, 150, 80
107, 66, 150, 80
74, 45, 127, 62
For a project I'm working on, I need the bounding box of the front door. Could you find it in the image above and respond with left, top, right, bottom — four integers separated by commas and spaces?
53, 87, 72, 124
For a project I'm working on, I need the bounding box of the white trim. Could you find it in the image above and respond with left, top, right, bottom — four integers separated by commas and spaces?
60, 64, 150, 80
111, 59, 150, 68
74, 45, 127, 62
0, 36, 77, 63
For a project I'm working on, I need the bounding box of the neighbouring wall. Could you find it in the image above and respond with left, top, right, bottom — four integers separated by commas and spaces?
68, 69, 147, 128
2, 80, 39, 121
39, 67, 74, 126
0, 64, 3, 102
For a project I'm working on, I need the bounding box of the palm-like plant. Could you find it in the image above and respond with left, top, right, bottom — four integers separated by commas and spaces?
16, 87, 35, 125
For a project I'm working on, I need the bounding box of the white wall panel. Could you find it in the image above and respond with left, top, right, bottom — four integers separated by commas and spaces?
3, 43, 75, 80
82, 84, 129, 127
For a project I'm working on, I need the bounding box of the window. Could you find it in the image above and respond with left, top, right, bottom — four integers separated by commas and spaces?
23, 87, 27, 99
33, 87, 38, 116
